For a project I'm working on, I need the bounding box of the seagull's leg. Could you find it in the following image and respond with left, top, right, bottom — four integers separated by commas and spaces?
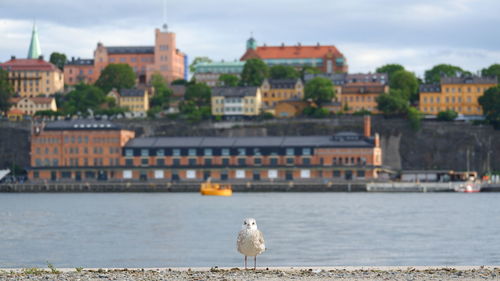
254, 256, 256, 270
244, 256, 247, 269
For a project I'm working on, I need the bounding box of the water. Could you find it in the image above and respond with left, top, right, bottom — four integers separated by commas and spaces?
0, 193, 499, 268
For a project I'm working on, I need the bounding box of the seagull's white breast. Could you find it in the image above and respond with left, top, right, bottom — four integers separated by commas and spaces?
237, 229, 266, 257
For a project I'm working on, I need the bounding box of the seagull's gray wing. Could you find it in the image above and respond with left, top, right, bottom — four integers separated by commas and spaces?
257, 230, 265, 245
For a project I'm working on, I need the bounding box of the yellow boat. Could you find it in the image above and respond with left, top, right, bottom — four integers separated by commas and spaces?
200, 180, 233, 196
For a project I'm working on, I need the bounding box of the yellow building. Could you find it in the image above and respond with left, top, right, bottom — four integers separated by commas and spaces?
340, 84, 388, 113
260, 79, 304, 112
108, 88, 149, 113
0, 56, 64, 98
211, 87, 262, 119
419, 76, 498, 116
10, 97, 57, 116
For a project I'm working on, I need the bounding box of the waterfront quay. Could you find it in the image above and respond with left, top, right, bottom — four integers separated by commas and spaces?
2, 181, 498, 192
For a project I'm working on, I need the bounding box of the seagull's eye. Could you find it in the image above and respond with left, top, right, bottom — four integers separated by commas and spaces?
244, 222, 247, 225
252, 222, 255, 225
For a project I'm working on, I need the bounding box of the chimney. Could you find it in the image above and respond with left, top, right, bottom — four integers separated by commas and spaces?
363, 115, 371, 137
374, 133, 380, 148
10, 55, 15, 60
38, 55, 44, 61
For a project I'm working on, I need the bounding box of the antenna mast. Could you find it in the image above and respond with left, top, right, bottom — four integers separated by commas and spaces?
162, 0, 168, 31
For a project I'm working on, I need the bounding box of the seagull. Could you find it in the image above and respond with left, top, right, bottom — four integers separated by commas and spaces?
237, 218, 266, 269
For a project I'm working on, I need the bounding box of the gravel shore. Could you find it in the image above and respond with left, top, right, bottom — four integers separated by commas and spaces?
1, 267, 499, 280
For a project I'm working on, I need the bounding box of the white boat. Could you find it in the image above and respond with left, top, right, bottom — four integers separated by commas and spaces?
454, 178, 481, 193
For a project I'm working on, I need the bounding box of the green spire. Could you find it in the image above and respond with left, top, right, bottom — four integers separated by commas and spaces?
27, 23, 42, 59
246, 37, 257, 50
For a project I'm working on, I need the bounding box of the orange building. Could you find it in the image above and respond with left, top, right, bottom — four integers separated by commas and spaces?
29, 120, 135, 181
274, 100, 309, 118
65, 26, 187, 85
10, 96, 57, 116
419, 76, 497, 116
260, 78, 304, 112
340, 84, 388, 113
241, 37, 348, 73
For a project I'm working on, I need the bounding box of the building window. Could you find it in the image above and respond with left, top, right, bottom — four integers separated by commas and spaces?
333, 170, 341, 178
156, 159, 165, 166
141, 158, 149, 166
140, 149, 149, 157
173, 149, 181, 156
286, 148, 294, 156
173, 158, 181, 166
188, 149, 196, 156
302, 148, 311, 156
270, 158, 278, 166
156, 149, 165, 157
302, 158, 311, 165
188, 158, 197, 166
357, 170, 366, 178
253, 148, 261, 156
222, 158, 230, 166
286, 158, 295, 165
254, 158, 262, 165
204, 158, 212, 166
238, 158, 246, 165
204, 148, 213, 156
125, 149, 133, 157
237, 148, 246, 156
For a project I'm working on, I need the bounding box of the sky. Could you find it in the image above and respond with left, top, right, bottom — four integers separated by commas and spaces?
0, 0, 499, 77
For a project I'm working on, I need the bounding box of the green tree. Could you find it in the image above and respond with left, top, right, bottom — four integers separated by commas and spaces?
375, 63, 405, 80
481, 64, 500, 83
407, 106, 424, 130
95, 64, 135, 93
185, 83, 211, 107
424, 64, 471, 84
189, 57, 212, 73
269, 65, 299, 79
0, 69, 13, 114
171, 79, 188, 86
62, 84, 107, 116
304, 77, 335, 107
218, 74, 240, 87
240, 58, 269, 86
437, 110, 458, 121
49, 52, 67, 70
150, 73, 172, 109
376, 89, 409, 116
478, 86, 500, 128
390, 70, 419, 102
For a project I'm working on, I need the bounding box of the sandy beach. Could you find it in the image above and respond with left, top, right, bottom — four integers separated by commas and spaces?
1, 266, 499, 280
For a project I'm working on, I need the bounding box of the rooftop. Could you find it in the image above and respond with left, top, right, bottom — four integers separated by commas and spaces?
106, 46, 154, 54
0, 58, 59, 72
419, 84, 442, 93
441, 76, 498, 85
212, 87, 260, 97
125, 134, 375, 149
250, 44, 345, 60
66, 58, 94, 66
120, 88, 147, 97
43, 120, 122, 131
264, 78, 302, 89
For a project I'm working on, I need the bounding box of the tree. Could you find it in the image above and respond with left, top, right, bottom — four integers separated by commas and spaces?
407, 106, 423, 130
304, 77, 335, 107
240, 58, 269, 86
390, 70, 419, 102
49, 52, 67, 70
0, 69, 13, 114
376, 63, 405, 80
95, 64, 135, 93
218, 74, 240, 87
189, 56, 212, 73
376, 89, 409, 116
481, 64, 500, 83
437, 110, 458, 121
424, 64, 471, 84
269, 65, 299, 80
171, 79, 188, 86
62, 84, 107, 116
185, 83, 211, 107
478, 86, 500, 128
150, 73, 172, 110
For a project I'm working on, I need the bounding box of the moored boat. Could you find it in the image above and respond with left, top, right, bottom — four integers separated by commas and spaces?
200, 180, 232, 196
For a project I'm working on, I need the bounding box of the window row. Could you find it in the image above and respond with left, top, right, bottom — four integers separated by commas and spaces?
126, 147, 313, 157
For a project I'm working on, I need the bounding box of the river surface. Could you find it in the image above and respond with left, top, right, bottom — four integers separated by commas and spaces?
0, 193, 499, 268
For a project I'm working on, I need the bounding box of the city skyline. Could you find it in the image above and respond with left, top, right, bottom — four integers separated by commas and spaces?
1, 0, 499, 77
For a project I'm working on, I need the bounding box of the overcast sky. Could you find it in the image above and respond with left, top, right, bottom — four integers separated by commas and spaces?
1, 0, 499, 77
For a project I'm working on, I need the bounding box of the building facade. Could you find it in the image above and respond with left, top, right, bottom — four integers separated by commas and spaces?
64, 26, 187, 85
419, 76, 498, 116
260, 78, 304, 111
340, 84, 388, 113
0, 56, 64, 97
28, 117, 382, 182
193, 61, 245, 87
9, 96, 57, 115
28, 120, 135, 181
240, 37, 348, 73
211, 87, 262, 119
107, 88, 150, 113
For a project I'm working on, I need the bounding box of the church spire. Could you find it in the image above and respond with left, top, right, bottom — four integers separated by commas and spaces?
27, 22, 42, 59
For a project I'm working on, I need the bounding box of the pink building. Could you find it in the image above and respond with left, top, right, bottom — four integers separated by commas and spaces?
65, 26, 187, 85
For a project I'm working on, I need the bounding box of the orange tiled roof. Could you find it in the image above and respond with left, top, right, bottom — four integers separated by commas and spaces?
8, 109, 24, 115
30, 97, 54, 105
0, 59, 60, 72
254, 45, 344, 59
